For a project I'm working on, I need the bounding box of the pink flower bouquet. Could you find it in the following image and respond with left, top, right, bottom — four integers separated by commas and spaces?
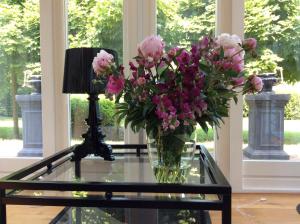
92, 33, 262, 182
93, 34, 261, 135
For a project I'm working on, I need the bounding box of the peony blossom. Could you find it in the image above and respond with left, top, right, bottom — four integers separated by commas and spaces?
92, 50, 114, 75
243, 38, 257, 51
167, 47, 177, 58
137, 77, 146, 85
250, 76, 263, 92
106, 75, 125, 95
232, 77, 245, 86
216, 33, 242, 50
138, 35, 165, 67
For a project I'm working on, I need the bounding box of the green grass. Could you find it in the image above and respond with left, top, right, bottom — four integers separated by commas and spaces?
194, 128, 300, 145
0, 127, 22, 139
194, 128, 214, 142
242, 130, 300, 145
0, 116, 299, 145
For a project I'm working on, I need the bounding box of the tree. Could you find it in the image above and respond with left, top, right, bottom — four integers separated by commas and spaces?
0, 0, 40, 138
68, 0, 123, 62
245, 0, 300, 82
157, 0, 215, 49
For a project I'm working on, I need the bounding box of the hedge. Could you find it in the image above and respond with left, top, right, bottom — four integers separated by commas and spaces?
70, 96, 122, 140
284, 93, 300, 120
70, 96, 116, 126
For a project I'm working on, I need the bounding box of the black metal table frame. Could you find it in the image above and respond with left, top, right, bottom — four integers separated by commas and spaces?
0, 144, 231, 224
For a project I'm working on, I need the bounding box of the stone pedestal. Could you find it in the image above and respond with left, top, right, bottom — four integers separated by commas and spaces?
243, 92, 290, 160
16, 94, 42, 157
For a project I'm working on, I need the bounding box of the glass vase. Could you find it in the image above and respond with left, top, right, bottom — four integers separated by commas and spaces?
147, 132, 196, 183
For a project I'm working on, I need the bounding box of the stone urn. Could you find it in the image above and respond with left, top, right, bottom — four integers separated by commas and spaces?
258, 73, 278, 92
26, 76, 41, 94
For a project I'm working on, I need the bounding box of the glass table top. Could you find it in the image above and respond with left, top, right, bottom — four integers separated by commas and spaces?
13, 153, 217, 201
35, 154, 212, 185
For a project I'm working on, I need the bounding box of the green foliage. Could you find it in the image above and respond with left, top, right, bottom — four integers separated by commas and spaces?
245, 49, 283, 75
0, 127, 22, 139
70, 96, 116, 127
157, 0, 215, 49
0, 0, 40, 116
68, 0, 123, 62
284, 92, 300, 120
99, 99, 116, 126
194, 128, 213, 142
243, 100, 249, 117
245, 0, 300, 81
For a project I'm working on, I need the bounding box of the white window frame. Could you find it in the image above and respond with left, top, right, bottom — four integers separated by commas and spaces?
0, 0, 69, 173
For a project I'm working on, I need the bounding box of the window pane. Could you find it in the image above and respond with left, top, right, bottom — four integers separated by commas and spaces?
243, 0, 300, 161
157, 0, 216, 155
67, 0, 124, 145
0, 0, 43, 157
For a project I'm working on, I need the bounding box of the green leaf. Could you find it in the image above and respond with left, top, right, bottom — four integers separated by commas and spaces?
233, 95, 238, 104
199, 63, 211, 73
157, 64, 168, 76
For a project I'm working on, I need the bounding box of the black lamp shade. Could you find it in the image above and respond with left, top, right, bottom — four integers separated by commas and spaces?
63, 48, 118, 94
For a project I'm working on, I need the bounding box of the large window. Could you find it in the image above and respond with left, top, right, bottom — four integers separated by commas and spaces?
243, 0, 300, 161
0, 0, 42, 157
68, 0, 124, 145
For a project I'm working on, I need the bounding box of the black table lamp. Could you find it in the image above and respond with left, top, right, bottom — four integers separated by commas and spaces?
63, 48, 116, 161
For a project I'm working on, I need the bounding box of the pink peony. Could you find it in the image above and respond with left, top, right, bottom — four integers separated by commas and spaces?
243, 38, 257, 50
231, 61, 244, 73
92, 50, 114, 75
106, 75, 125, 95
224, 47, 244, 73
250, 76, 263, 92
138, 35, 165, 66
232, 77, 245, 86
167, 47, 178, 58
137, 77, 146, 85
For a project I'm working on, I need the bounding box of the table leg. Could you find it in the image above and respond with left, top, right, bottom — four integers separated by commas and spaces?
0, 190, 6, 224
222, 194, 231, 224
76, 207, 82, 224
75, 159, 81, 179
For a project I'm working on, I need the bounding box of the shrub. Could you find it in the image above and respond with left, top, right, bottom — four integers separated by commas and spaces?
70, 95, 121, 140
243, 100, 249, 117
99, 99, 116, 126
194, 128, 214, 142
284, 92, 300, 120
70, 95, 116, 127
0, 127, 23, 139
